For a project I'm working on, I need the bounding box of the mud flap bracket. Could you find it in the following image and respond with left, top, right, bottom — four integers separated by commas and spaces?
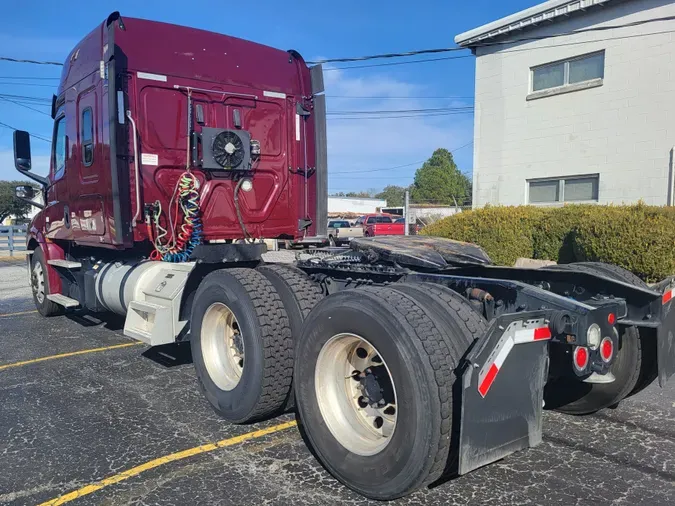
458, 313, 550, 475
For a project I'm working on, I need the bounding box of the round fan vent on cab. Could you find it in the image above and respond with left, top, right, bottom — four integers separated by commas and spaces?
200, 127, 252, 171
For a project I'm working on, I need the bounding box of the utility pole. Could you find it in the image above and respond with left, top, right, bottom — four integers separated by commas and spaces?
404, 190, 410, 236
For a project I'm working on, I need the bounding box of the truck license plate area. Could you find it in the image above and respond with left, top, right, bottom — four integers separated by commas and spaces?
458, 314, 550, 475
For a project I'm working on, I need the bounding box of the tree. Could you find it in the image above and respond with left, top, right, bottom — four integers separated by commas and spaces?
410, 148, 471, 205
375, 185, 407, 207
0, 180, 34, 224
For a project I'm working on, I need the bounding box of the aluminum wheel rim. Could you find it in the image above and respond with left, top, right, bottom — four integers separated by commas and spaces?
32, 262, 45, 304
201, 302, 244, 391
315, 333, 397, 456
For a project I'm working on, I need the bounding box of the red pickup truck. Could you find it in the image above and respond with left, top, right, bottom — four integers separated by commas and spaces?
355, 214, 405, 237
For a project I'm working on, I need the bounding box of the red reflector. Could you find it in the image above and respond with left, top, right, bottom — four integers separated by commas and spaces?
664, 289, 674, 305
607, 313, 616, 325
600, 337, 614, 362
574, 346, 589, 371
533, 327, 552, 340
478, 363, 499, 397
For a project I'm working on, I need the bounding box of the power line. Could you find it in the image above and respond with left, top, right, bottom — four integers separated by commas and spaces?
0, 121, 50, 142
309, 15, 675, 64
0, 96, 50, 116
328, 106, 473, 115
0, 93, 52, 104
0, 56, 62, 66
327, 95, 474, 100
330, 141, 473, 175
323, 54, 472, 71
0, 81, 56, 88
328, 111, 474, 120
0, 75, 60, 80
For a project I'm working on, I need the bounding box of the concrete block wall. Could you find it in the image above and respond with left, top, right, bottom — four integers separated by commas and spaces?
472, 0, 675, 207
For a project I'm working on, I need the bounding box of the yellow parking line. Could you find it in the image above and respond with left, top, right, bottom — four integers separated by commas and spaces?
0, 342, 144, 372
0, 309, 38, 318
39, 420, 298, 505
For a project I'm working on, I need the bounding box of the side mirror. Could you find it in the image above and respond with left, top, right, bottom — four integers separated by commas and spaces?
13, 130, 49, 188
15, 185, 44, 210
13, 130, 32, 172
15, 185, 35, 200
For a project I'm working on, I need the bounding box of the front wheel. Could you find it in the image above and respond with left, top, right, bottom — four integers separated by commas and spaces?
295, 286, 464, 500
30, 248, 63, 317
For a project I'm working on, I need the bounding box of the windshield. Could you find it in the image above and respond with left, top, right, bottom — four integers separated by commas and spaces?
329, 221, 350, 228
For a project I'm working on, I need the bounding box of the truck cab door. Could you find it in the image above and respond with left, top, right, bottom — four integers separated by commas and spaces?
44, 107, 73, 241
70, 82, 106, 242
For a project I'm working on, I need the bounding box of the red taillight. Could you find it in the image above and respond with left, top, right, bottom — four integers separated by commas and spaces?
600, 337, 614, 362
607, 313, 616, 325
573, 346, 589, 371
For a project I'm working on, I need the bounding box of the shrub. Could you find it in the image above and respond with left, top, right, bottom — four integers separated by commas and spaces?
573, 204, 675, 282
422, 203, 675, 281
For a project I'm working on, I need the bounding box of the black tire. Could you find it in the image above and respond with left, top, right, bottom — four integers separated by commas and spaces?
543, 262, 652, 414
256, 264, 324, 410
190, 268, 293, 423
392, 282, 486, 353
294, 286, 465, 500
30, 248, 63, 317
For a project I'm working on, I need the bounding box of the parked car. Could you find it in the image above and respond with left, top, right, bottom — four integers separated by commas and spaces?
327, 219, 364, 246
355, 214, 405, 237
395, 217, 422, 235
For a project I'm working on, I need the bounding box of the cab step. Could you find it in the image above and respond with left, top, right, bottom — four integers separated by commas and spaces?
47, 259, 82, 269
46, 294, 80, 308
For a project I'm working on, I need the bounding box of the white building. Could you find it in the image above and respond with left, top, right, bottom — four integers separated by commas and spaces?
455, 0, 675, 207
328, 196, 387, 215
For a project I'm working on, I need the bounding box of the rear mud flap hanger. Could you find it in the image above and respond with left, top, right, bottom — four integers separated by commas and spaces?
458, 311, 552, 475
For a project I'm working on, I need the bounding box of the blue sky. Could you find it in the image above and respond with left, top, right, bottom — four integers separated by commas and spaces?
0, 0, 538, 194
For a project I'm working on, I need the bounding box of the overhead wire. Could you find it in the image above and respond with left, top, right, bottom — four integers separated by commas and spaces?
330, 141, 473, 175
0, 120, 50, 142
308, 15, 675, 64
0, 96, 50, 116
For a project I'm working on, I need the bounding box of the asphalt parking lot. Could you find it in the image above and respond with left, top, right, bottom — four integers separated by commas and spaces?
1, 260, 675, 505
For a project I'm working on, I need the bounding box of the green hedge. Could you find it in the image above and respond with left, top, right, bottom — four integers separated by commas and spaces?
422, 203, 675, 281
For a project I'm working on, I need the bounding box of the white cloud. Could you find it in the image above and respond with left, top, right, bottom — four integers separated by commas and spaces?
322, 68, 473, 193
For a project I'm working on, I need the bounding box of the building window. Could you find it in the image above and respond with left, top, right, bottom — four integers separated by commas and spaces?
531, 51, 604, 93
528, 175, 599, 204
81, 107, 94, 166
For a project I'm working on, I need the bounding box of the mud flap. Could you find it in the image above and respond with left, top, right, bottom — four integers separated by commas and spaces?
657, 285, 675, 386
458, 315, 550, 475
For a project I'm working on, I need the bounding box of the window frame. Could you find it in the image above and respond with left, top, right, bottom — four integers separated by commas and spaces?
528, 50, 605, 100
527, 174, 599, 205
81, 106, 94, 167
366, 217, 377, 225
52, 113, 67, 181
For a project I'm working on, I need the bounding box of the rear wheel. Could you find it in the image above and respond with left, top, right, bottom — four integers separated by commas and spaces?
257, 264, 324, 410
190, 268, 293, 423
30, 248, 63, 317
543, 262, 653, 414
295, 286, 467, 500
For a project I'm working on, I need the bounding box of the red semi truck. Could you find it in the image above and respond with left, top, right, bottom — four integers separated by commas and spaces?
12, 13, 675, 501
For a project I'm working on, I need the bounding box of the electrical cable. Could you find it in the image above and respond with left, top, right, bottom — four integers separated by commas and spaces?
234, 178, 252, 241
327, 106, 473, 115
308, 15, 675, 64
0, 121, 50, 142
0, 95, 50, 116
322, 54, 472, 71
0, 56, 63, 66
330, 141, 473, 174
